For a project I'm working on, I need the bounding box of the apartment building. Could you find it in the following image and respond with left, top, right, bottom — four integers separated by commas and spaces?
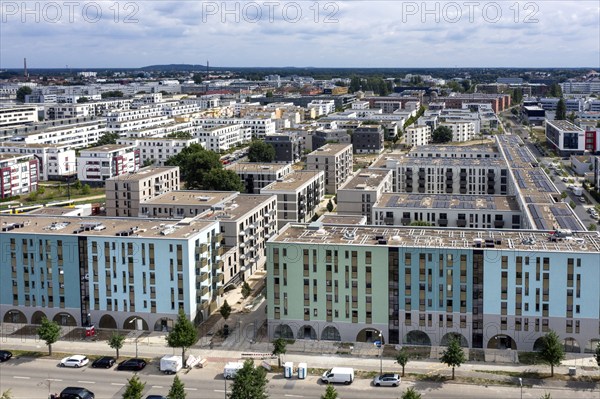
225, 162, 293, 194
77, 144, 140, 185
404, 125, 432, 147
264, 134, 302, 163
194, 124, 251, 152
336, 169, 394, 224
117, 137, 200, 166
0, 105, 38, 128
545, 120, 586, 157
2, 117, 106, 149
266, 223, 600, 353
105, 166, 180, 217
352, 125, 384, 154
193, 117, 276, 139
439, 121, 477, 142
0, 154, 39, 198
105, 107, 171, 135
0, 215, 222, 329
0, 143, 76, 181
261, 170, 325, 228
306, 144, 353, 194
372, 194, 522, 229
312, 129, 352, 151
307, 99, 335, 117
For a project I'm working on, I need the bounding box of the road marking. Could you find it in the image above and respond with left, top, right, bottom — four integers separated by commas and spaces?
78, 381, 95, 384
111, 383, 126, 386
151, 386, 163, 389
214, 390, 225, 393
13, 376, 30, 379
47, 378, 63, 382
183, 387, 198, 391
285, 395, 304, 398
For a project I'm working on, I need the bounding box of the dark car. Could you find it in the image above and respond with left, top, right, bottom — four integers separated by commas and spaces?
117, 358, 146, 371
59, 386, 95, 399
91, 356, 115, 368
0, 350, 13, 362
145, 396, 167, 399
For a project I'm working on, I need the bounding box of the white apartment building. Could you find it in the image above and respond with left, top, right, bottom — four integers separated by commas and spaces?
193, 118, 275, 139
123, 120, 195, 139
105, 166, 180, 217
0, 153, 39, 198
545, 119, 586, 156
307, 100, 335, 117
336, 169, 394, 224
194, 124, 252, 152
117, 137, 200, 166
105, 107, 170, 136
77, 144, 140, 184
3, 117, 106, 149
305, 143, 353, 194
439, 121, 477, 142
0, 105, 38, 128
261, 170, 325, 228
0, 143, 76, 181
226, 162, 293, 194
404, 125, 432, 147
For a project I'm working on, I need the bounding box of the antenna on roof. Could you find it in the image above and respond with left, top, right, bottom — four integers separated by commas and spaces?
206, 60, 209, 94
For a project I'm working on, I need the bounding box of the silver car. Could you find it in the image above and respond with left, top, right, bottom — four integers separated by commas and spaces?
373, 373, 401, 387
60, 355, 89, 368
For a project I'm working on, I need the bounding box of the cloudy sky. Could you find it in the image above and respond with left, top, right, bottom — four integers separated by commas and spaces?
1, 0, 599, 68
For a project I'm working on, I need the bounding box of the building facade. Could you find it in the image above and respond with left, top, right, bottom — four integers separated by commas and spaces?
306, 144, 353, 194
77, 144, 141, 185
226, 162, 293, 194
0, 154, 39, 198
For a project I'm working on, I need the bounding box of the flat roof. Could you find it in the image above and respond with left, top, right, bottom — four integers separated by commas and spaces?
226, 162, 290, 173
339, 169, 391, 191
0, 215, 217, 240
272, 223, 600, 253
197, 194, 276, 221
411, 143, 498, 154
82, 144, 133, 153
144, 190, 237, 207
318, 214, 367, 225
376, 193, 520, 212
261, 171, 323, 192
547, 120, 584, 132
307, 143, 352, 157
0, 142, 70, 149
107, 166, 178, 182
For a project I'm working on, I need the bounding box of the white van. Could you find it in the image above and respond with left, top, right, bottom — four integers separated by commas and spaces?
223, 362, 245, 379
321, 367, 354, 385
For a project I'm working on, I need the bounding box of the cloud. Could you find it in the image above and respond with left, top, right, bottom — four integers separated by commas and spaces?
0, 0, 597, 68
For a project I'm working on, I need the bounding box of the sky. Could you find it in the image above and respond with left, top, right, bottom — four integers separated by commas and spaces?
1, 0, 599, 69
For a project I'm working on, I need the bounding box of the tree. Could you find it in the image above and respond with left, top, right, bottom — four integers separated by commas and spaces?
396, 349, 409, 377
166, 131, 193, 140
220, 300, 232, 320
241, 282, 252, 299
549, 83, 563, 98
555, 99, 566, 121
588, 223, 597, 231
439, 337, 466, 379
320, 384, 338, 399
73, 180, 82, 190
143, 158, 155, 167
165, 144, 221, 189
108, 332, 125, 359
102, 90, 124, 98
538, 330, 565, 377
16, 86, 32, 103
228, 359, 268, 399
539, 393, 552, 399
81, 184, 91, 195
77, 97, 90, 103
122, 375, 145, 399
326, 199, 334, 212
166, 309, 198, 363
401, 387, 422, 399
1, 389, 13, 399
272, 338, 287, 368
265, 91, 274, 98
248, 140, 276, 163
595, 342, 600, 367
569, 200, 576, 209
37, 317, 61, 355
560, 191, 568, 200
203, 169, 244, 192
96, 132, 120, 146
167, 375, 186, 399
431, 126, 453, 144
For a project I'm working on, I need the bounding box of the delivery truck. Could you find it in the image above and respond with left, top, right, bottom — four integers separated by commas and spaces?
223, 362, 245, 379
160, 355, 183, 374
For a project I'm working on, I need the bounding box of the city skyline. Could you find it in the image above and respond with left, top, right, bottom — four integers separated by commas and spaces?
1, 0, 599, 69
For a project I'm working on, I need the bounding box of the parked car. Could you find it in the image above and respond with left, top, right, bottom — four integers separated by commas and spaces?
372, 373, 401, 387
59, 386, 95, 399
579, 197, 586, 203
117, 358, 146, 371
60, 355, 89, 368
145, 396, 167, 399
0, 350, 13, 362
91, 356, 115, 368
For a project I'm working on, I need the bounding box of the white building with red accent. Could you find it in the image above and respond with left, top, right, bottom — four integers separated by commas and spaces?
77, 144, 140, 185
0, 153, 39, 198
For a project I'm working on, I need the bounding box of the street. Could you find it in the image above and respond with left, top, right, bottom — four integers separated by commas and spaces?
1, 358, 598, 399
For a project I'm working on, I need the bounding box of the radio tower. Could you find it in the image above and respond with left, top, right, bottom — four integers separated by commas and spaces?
205, 60, 209, 94
23, 58, 28, 78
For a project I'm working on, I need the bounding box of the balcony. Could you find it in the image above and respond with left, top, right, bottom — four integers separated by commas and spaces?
198, 271, 210, 283
401, 217, 411, 225
438, 219, 448, 227
384, 217, 394, 225
457, 220, 467, 227
199, 299, 210, 309
200, 243, 208, 253
200, 286, 210, 297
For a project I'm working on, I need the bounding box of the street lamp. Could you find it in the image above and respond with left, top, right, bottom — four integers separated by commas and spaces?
128, 317, 140, 358
519, 377, 523, 399
378, 331, 383, 375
